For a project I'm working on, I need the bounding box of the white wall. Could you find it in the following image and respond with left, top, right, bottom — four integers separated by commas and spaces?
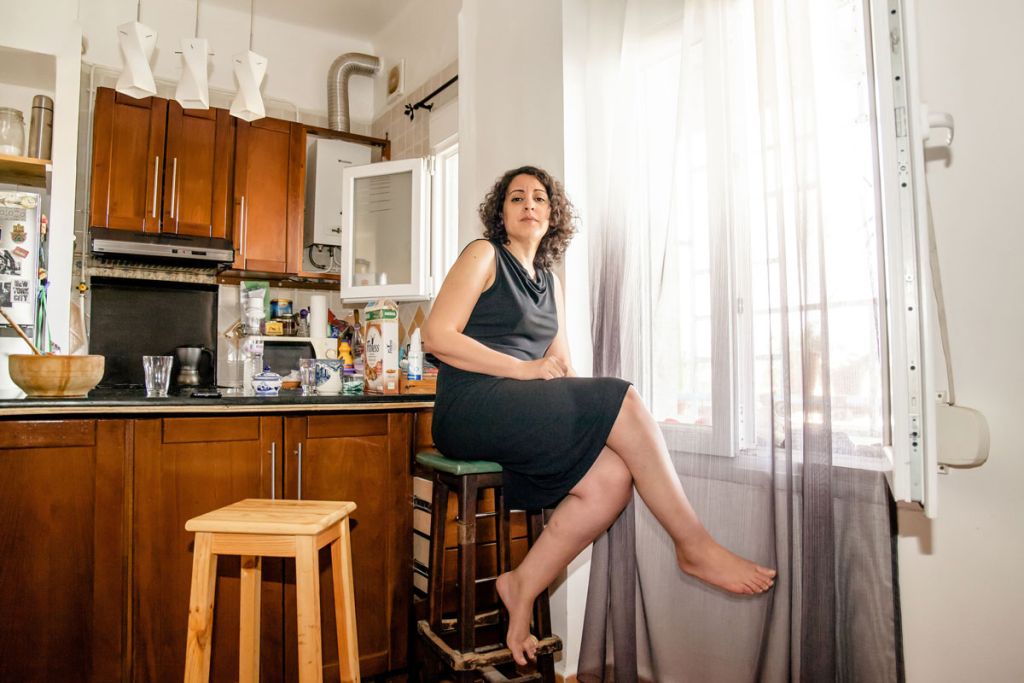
460, 1, 597, 676
79, 0, 375, 123
897, 0, 1024, 679
370, 0, 460, 119
0, 1, 81, 382
458, 0, 566, 247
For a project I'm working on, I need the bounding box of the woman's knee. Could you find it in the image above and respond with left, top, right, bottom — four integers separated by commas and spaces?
577, 449, 633, 506
621, 386, 647, 417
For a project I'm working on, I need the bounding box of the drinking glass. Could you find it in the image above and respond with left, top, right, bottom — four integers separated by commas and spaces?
142, 355, 173, 397
299, 358, 317, 395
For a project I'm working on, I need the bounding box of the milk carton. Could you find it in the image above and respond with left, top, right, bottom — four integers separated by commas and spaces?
363, 299, 400, 394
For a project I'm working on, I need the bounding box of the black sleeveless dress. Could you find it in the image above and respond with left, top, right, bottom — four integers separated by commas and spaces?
431, 239, 631, 510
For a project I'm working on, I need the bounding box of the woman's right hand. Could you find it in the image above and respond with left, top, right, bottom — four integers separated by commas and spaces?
517, 356, 568, 380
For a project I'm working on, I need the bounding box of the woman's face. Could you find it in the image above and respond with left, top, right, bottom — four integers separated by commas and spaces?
502, 173, 551, 243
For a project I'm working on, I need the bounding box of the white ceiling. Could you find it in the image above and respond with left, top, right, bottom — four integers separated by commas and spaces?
204, 0, 418, 39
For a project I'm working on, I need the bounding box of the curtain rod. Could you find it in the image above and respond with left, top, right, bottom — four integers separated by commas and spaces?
404, 75, 458, 121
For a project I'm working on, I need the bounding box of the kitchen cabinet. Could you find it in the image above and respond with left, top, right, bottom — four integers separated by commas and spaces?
0, 420, 128, 683
131, 416, 281, 683
89, 87, 234, 238
231, 118, 306, 274
340, 157, 432, 301
282, 412, 412, 678
129, 412, 412, 682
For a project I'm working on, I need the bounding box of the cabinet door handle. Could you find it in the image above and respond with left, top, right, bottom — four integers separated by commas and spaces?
270, 441, 276, 500
151, 156, 160, 218
240, 195, 247, 260
297, 442, 303, 500
170, 157, 178, 220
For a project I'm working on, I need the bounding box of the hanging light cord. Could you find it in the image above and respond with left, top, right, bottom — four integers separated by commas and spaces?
249, 0, 255, 50
194, 0, 200, 38
136, 0, 141, 22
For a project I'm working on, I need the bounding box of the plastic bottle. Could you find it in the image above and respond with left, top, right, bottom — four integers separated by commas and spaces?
241, 293, 265, 395
351, 309, 365, 374
407, 328, 423, 381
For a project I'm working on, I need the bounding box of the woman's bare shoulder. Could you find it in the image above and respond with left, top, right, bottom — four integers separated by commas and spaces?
460, 238, 497, 261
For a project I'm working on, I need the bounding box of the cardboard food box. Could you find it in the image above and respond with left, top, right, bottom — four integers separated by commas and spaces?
364, 300, 399, 394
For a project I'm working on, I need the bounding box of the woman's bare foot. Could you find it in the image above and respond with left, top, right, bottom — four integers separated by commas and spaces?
495, 571, 539, 666
676, 535, 776, 594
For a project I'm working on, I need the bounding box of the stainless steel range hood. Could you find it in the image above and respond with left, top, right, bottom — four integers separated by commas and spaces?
90, 228, 234, 265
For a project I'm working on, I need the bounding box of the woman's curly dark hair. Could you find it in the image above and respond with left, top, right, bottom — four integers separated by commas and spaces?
478, 166, 578, 270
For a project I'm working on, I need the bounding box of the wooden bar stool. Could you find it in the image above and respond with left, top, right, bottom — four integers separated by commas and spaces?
183, 498, 360, 683
415, 451, 560, 683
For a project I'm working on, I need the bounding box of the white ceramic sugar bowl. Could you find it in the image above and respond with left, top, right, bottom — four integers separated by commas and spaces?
251, 371, 282, 397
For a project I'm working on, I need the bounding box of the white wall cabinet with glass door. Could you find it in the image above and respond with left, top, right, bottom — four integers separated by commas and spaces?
339, 157, 431, 302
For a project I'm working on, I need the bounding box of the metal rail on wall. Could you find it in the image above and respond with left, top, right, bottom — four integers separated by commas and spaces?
404, 75, 458, 121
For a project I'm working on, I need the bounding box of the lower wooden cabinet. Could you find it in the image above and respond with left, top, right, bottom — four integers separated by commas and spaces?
131, 416, 280, 683
0, 419, 128, 683
0, 410, 414, 683
132, 412, 412, 682
282, 413, 412, 679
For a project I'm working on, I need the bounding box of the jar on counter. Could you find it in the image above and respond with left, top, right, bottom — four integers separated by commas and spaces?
270, 298, 292, 319
0, 107, 26, 156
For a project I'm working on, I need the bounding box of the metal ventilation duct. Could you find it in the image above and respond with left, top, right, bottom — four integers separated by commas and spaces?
327, 52, 381, 132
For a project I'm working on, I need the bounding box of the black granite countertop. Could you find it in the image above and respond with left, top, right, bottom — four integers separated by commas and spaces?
0, 387, 434, 417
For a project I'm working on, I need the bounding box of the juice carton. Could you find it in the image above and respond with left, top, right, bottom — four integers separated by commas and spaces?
363, 299, 400, 394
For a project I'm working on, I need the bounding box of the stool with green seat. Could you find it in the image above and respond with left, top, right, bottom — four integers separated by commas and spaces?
414, 450, 560, 683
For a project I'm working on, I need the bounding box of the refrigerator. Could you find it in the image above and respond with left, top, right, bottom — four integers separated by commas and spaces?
0, 190, 41, 393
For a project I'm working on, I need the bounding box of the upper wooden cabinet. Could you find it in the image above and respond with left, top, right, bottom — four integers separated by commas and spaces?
162, 102, 234, 238
232, 118, 305, 273
90, 88, 167, 233
90, 87, 234, 239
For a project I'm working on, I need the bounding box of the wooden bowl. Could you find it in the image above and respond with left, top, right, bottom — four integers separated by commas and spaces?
8, 354, 105, 398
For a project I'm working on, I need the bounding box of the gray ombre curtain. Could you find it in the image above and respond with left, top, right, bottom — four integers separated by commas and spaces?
577, 0, 902, 681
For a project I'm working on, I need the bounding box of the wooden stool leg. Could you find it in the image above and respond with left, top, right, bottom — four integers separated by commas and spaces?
494, 484, 510, 637
526, 511, 552, 638
239, 555, 262, 683
428, 475, 450, 630
457, 475, 480, 654
295, 535, 324, 683
526, 511, 556, 683
331, 519, 361, 683
184, 532, 219, 683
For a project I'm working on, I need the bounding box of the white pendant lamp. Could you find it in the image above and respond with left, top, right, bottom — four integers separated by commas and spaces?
230, 0, 268, 121
175, 1, 210, 109
115, 1, 157, 99
230, 52, 268, 121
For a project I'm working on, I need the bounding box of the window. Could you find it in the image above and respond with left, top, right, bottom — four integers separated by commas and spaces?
630, 0, 935, 506
429, 98, 459, 287
430, 136, 459, 287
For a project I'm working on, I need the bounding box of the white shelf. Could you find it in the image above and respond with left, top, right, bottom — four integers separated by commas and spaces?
259, 336, 315, 343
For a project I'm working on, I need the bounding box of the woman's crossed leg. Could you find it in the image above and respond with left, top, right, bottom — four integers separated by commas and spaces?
496, 387, 775, 666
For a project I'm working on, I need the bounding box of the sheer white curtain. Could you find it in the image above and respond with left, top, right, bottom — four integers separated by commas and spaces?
579, 0, 901, 680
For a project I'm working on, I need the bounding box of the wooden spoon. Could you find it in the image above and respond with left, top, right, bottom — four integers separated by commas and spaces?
0, 307, 44, 356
